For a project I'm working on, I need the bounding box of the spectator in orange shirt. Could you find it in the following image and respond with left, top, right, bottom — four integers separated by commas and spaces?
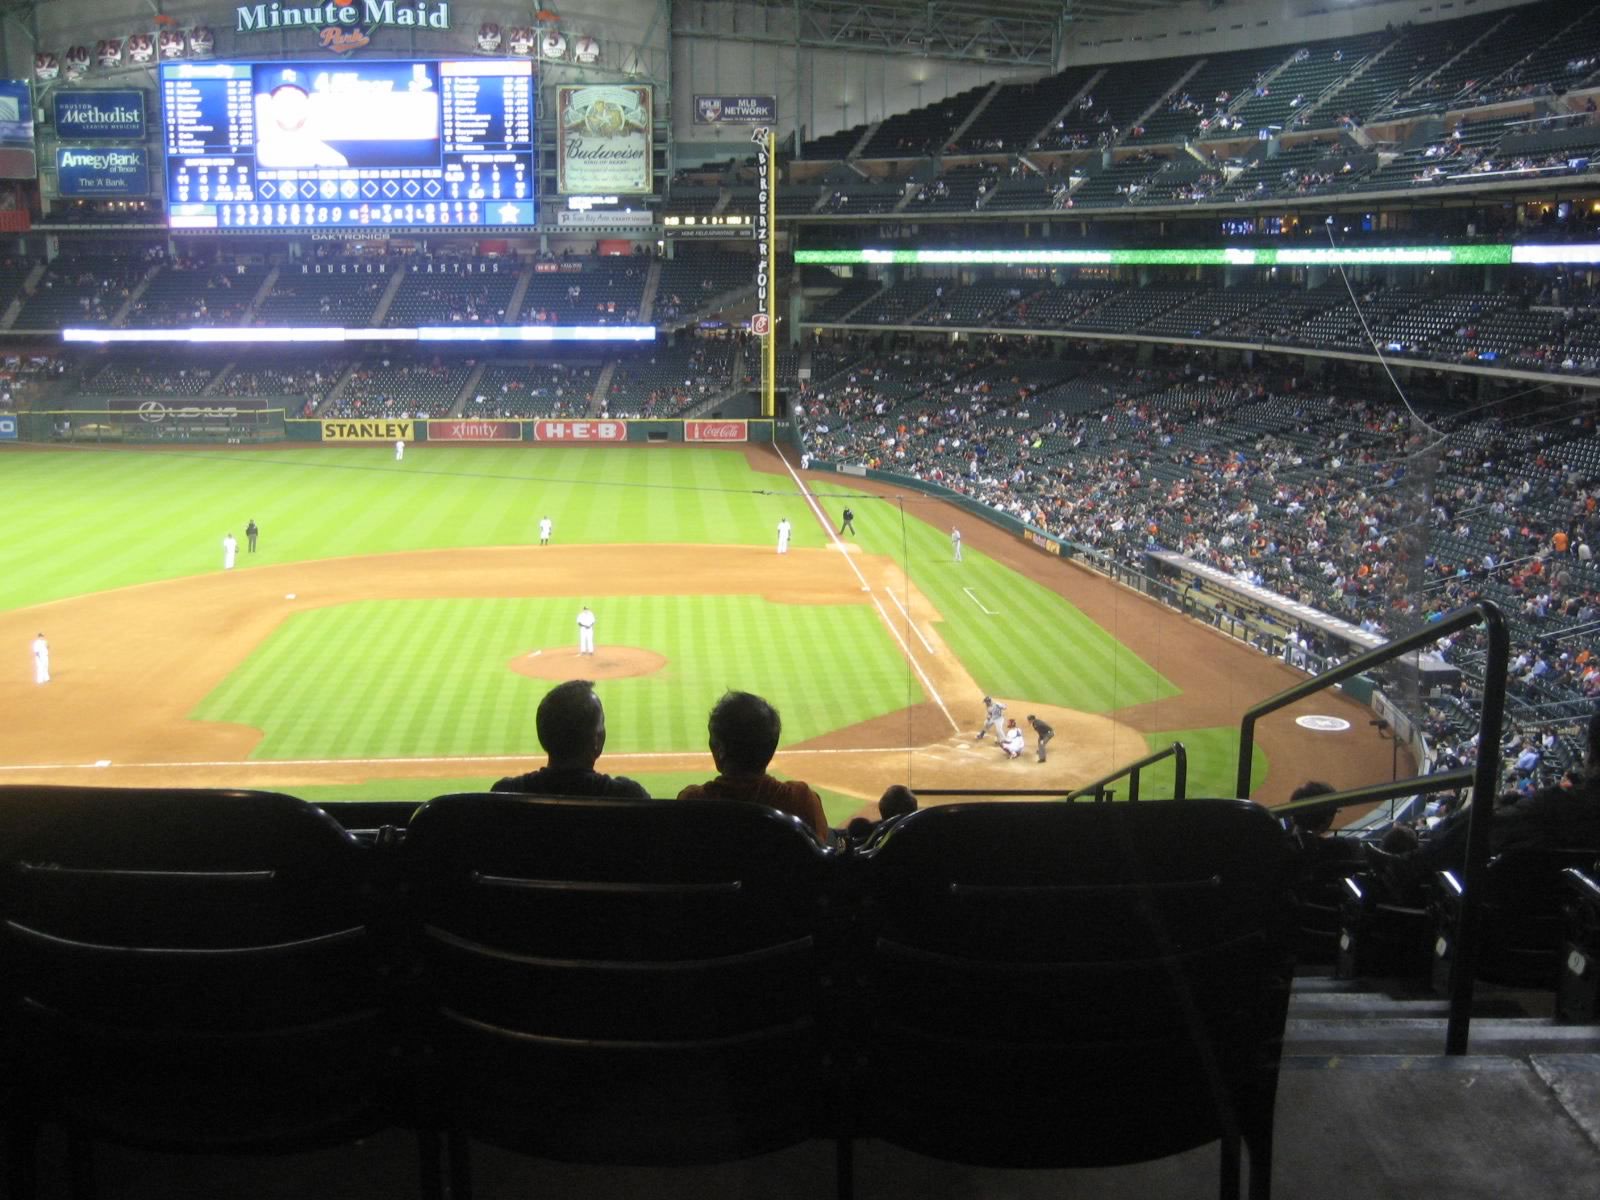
677, 691, 830, 839
1554, 530, 1570, 554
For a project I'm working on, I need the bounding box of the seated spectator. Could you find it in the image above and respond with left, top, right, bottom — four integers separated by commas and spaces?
1283, 780, 1362, 869
677, 690, 829, 838
845, 783, 920, 845
491, 679, 649, 799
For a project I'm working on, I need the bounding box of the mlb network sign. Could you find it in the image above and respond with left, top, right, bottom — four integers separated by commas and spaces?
235, 1, 453, 33
693, 95, 777, 125
54, 91, 144, 139
56, 147, 148, 196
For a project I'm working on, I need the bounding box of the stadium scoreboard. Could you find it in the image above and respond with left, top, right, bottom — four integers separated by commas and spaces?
161, 59, 535, 230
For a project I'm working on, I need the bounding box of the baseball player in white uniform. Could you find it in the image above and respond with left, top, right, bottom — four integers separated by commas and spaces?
539, 516, 553, 546
777, 517, 791, 554
32, 633, 49, 684
1001, 720, 1025, 760
577, 605, 596, 655
222, 533, 238, 570
975, 695, 1006, 741
952, 527, 963, 562
395, 439, 405, 462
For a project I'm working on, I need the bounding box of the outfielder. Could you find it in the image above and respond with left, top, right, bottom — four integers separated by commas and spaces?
952, 526, 963, 562
32, 632, 49, 685
539, 516, 553, 546
975, 695, 1006, 741
777, 517, 791, 554
1028, 714, 1055, 763
577, 605, 596, 655
222, 532, 238, 570
395, 439, 405, 462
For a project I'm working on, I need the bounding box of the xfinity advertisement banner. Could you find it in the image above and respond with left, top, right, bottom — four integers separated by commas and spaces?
54, 90, 145, 139
693, 95, 776, 125
57, 147, 149, 196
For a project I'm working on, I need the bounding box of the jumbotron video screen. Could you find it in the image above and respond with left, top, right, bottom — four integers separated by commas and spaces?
160, 58, 535, 230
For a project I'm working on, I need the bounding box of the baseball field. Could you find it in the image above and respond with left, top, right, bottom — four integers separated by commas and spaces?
0, 441, 1394, 823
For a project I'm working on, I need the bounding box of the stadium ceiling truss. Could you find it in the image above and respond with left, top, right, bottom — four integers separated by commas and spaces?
682, 0, 1196, 68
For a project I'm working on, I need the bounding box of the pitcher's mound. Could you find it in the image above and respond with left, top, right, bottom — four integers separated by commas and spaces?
510, 646, 668, 681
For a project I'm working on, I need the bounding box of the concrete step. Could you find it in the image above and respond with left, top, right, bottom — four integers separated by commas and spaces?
1286, 1015, 1600, 1057
1289, 992, 1533, 1020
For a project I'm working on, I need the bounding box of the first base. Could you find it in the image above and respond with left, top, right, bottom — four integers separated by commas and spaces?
285, 593, 297, 600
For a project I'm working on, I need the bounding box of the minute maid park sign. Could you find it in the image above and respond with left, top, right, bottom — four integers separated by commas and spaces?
236, 1, 453, 33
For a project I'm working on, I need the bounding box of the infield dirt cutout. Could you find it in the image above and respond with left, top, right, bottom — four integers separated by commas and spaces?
511, 646, 668, 682
0, 456, 1398, 815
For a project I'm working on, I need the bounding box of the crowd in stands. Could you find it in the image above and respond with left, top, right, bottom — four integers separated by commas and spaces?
791, 333, 1600, 784
326, 357, 473, 419
604, 337, 740, 418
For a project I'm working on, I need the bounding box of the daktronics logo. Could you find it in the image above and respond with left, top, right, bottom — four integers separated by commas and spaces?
533, 420, 627, 442
429, 419, 521, 442
685, 420, 747, 443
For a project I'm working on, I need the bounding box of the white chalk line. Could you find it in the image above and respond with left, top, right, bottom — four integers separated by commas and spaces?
773, 447, 960, 734
0, 745, 928, 774
885, 587, 937, 655
963, 586, 1000, 616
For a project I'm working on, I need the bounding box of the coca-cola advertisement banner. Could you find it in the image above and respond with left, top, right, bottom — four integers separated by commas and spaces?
684, 420, 747, 443
532, 420, 628, 442
428, 419, 522, 442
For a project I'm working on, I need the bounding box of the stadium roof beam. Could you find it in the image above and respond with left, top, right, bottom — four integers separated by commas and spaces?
679, 1, 1063, 67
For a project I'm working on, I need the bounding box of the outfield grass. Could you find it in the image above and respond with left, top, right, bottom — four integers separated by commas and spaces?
195, 595, 919, 759
0, 447, 809, 611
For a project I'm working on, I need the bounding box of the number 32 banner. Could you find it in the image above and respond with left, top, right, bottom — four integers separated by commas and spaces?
557, 84, 651, 194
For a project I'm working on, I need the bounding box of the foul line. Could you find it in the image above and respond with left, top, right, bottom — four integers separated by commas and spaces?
773, 446, 960, 734
885, 587, 937, 655
0, 745, 925, 774
963, 586, 999, 616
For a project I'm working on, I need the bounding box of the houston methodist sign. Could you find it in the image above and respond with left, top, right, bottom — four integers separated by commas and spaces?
235, 1, 453, 33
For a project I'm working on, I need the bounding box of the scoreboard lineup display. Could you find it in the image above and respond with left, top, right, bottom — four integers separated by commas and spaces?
160, 59, 536, 230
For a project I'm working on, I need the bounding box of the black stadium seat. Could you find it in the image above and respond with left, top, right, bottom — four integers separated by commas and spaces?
850, 800, 1296, 1199
400, 794, 839, 1197
0, 786, 410, 1199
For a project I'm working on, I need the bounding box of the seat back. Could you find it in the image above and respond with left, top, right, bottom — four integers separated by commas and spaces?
857, 800, 1296, 1169
1477, 846, 1600, 987
401, 793, 835, 1164
0, 786, 387, 1152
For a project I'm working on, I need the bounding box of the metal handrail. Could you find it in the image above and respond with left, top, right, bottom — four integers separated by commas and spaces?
1236, 600, 1509, 1056
1065, 741, 1187, 804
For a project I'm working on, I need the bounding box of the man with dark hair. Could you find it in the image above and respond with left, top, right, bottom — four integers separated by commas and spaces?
492, 679, 649, 799
677, 690, 829, 838
1027, 714, 1054, 763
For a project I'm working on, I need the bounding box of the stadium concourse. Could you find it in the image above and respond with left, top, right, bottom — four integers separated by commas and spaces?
4, 0, 1600, 1196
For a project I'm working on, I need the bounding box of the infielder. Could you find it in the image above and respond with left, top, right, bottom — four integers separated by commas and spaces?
1001, 719, 1025, 760
777, 517, 791, 554
32, 632, 49, 685
577, 605, 596, 655
222, 532, 238, 570
975, 695, 1006, 741
539, 516, 553, 546
1028, 714, 1055, 763
952, 526, 963, 562
395, 439, 405, 462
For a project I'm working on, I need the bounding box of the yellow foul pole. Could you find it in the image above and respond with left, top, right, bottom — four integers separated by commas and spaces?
753, 126, 777, 417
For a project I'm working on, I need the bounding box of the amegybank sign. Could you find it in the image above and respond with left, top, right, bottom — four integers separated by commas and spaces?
236, 1, 453, 34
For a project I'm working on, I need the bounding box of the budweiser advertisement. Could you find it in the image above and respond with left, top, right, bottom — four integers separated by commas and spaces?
429, 419, 522, 442
532, 420, 629, 442
684, 420, 748, 443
